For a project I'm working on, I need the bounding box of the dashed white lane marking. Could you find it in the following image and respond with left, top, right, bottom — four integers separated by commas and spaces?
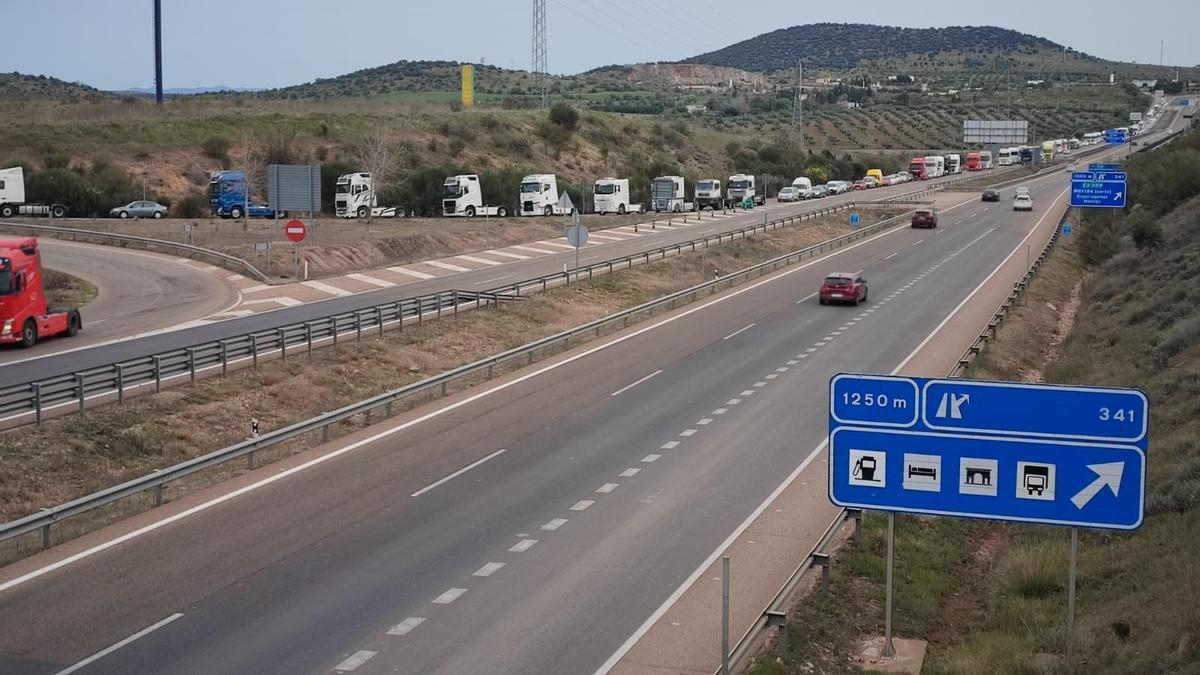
509, 539, 538, 552
726, 398, 742, 405
301, 280, 352, 296
884, 252, 899, 261
512, 244, 558, 255
225, 273, 244, 281
913, 239, 924, 245
679, 429, 697, 437
722, 322, 758, 341
347, 272, 397, 288
611, 369, 664, 397
776, 366, 790, 372
712, 408, 728, 415
432, 588, 468, 604
587, 233, 624, 242
456, 254, 503, 266
570, 500, 595, 511
661, 441, 680, 449
697, 418, 714, 425
642, 454, 661, 463
425, 260, 472, 273
473, 562, 506, 577
787, 360, 799, 366
240, 283, 271, 294
740, 390, 755, 396
765, 374, 779, 380
596, 483, 619, 494
334, 650, 378, 671
795, 291, 819, 304
753, 381, 767, 388
55, 613, 183, 675
805, 347, 819, 353
485, 249, 530, 260
387, 617, 425, 636
620, 468, 641, 478
388, 266, 436, 280
410, 448, 507, 497
541, 518, 568, 531
798, 354, 809, 359
386, 619, 424, 634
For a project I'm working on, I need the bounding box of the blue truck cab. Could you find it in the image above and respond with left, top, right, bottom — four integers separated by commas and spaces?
209, 171, 281, 219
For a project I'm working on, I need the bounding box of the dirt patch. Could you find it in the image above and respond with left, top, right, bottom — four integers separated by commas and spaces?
927, 523, 1011, 648
1020, 276, 1087, 383
42, 268, 97, 309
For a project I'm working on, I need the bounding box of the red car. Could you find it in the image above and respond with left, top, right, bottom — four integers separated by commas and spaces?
819, 272, 868, 306
911, 208, 938, 229
852, 180, 868, 191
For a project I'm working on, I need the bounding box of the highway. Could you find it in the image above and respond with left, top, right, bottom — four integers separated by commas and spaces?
0, 106, 1185, 674
0, 157, 1097, 674
0, 168, 1000, 386
0, 239, 240, 364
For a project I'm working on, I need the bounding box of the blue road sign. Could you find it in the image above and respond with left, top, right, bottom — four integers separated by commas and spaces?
1071, 180, 1127, 208
1062, 223, 1072, 236
828, 374, 1148, 530
849, 212, 860, 227
1094, 172, 1128, 182
1088, 163, 1123, 172
1104, 129, 1128, 144
1071, 172, 1095, 181
1181, 99, 1190, 107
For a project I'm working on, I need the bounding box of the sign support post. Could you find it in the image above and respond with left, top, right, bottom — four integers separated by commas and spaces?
883, 512, 896, 658
1066, 527, 1078, 658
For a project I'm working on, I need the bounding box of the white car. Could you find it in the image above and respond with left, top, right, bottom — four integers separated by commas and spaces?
1013, 195, 1034, 212
777, 187, 802, 202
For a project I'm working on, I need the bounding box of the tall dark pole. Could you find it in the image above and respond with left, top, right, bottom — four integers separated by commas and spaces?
154, 0, 163, 105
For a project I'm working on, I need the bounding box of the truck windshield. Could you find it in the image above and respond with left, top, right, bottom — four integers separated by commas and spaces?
0, 261, 10, 295
698, 181, 718, 191
521, 182, 541, 194
594, 183, 616, 195
336, 184, 351, 195
729, 180, 751, 189
443, 183, 464, 198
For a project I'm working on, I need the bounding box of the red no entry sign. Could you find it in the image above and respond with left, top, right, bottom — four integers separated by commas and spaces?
284, 219, 307, 242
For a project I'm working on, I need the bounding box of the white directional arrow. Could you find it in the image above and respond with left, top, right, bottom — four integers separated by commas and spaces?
1114, 191, 1124, 201
1071, 462, 1125, 509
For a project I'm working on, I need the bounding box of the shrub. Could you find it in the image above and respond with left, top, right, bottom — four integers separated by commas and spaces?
201, 137, 231, 165
174, 191, 209, 219
548, 102, 579, 131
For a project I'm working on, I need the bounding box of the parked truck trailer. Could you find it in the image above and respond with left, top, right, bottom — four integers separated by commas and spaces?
0, 167, 68, 219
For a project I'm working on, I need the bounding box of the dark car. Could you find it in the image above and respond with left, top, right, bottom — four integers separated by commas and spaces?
981, 189, 1001, 202
911, 208, 938, 228
819, 272, 868, 306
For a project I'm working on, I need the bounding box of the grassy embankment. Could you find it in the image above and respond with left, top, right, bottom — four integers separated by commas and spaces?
0, 208, 901, 563
749, 129, 1200, 674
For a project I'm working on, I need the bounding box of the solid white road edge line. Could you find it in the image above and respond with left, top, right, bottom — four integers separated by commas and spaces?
592, 187, 1072, 675
55, 613, 183, 675
0, 195, 954, 594
410, 448, 508, 497
610, 369, 664, 397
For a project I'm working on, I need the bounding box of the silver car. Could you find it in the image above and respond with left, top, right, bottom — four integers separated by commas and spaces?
111, 200, 168, 219
777, 187, 802, 202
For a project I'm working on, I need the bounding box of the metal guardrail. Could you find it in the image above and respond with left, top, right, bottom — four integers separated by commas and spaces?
0, 208, 918, 551
0, 201, 874, 428
0, 221, 272, 283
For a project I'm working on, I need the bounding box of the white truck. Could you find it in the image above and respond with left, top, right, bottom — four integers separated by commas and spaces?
593, 178, 643, 215
923, 156, 946, 178
334, 172, 407, 218
442, 174, 509, 217
520, 174, 573, 217
651, 176, 692, 213
0, 167, 69, 219
944, 153, 962, 175
726, 174, 766, 208
694, 178, 723, 210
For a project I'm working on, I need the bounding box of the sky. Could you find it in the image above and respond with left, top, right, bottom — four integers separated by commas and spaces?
3, 0, 1196, 91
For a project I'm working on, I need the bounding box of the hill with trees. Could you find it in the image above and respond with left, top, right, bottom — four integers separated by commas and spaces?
0, 72, 108, 102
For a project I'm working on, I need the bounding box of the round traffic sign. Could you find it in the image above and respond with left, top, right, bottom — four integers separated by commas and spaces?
285, 219, 307, 242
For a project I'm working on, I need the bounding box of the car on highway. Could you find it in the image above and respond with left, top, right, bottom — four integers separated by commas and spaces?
826, 181, 852, 195
1014, 194, 1034, 211
110, 200, 168, 219
852, 180, 868, 191
981, 189, 1001, 202
911, 208, 938, 228
819, 272, 868, 306
1015, 186, 1031, 198
810, 185, 830, 199
777, 186, 803, 202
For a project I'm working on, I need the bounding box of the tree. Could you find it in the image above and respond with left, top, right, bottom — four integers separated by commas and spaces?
548, 102, 579, 131
238, 134, 268, 225
351, 130, 401, 223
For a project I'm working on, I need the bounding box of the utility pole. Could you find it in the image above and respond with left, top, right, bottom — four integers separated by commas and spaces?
153, 0, 163, 105
791, 59, 804, 155
532, 0, 548, 108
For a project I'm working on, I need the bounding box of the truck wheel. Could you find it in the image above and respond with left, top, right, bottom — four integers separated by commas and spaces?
617, 204, 626, 215
66, 310, 82, 336
118, 210, 130, 219
20, 319, 36, 348
465, 206, 476, 218
51, 205, 67, 218
543, 206, 552, 217
357, 206, 368, 218
0, 204, 14, 218
496, 207, 508, 218
230, 205, 244, 219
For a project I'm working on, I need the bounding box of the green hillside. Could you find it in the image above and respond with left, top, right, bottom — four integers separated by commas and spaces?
0, 72, 108, 102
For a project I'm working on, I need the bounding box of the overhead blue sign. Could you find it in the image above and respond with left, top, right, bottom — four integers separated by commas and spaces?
1105, 129, 1128, 144
1181, 99, 1190, 107
1088, 163, 1123, 172
1071, 180, 1127, 208
1094, 172, 1127, 182
1071, 172, 1095, 181
828, 374, 1148, 530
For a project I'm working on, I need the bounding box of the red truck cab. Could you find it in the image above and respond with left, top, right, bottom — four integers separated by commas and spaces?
965, 152, 983, 171
907, 157, 927, 180
0, 238, 81, 347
